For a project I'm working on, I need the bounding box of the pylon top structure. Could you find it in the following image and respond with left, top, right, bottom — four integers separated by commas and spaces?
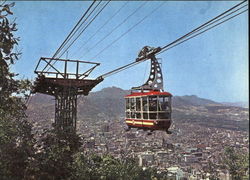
33, 57, 103, 96
32, 57, 103, 131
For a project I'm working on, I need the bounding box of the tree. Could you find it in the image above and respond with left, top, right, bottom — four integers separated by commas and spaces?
223, 146, 249, 180
72, 153, 159, 180
0, 2, 35, 179
204, 160, 219, 180
30, 128, 82, 180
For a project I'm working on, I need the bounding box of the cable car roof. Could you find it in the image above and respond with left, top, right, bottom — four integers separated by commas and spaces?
125, 91, 172, 98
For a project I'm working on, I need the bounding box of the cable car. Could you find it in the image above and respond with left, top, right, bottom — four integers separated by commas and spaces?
124, 46, 172, 134
125, 91, 172, 132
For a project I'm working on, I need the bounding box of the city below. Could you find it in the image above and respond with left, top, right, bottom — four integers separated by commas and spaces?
27, 87, 249, 180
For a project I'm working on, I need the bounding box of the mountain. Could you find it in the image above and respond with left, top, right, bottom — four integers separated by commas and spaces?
27, 87, 249, 132
78, 87, 130, 119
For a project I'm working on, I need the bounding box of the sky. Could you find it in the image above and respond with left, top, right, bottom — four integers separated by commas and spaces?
9, 1, 248, 103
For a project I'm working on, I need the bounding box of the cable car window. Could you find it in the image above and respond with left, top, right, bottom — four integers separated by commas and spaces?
149, 113, 157, 119
131, 111, 135, 118
131, 98, 135, 110
136, 112, 141, 119
158, 112, 170, 119
158, 96, 169, 111
149, 96, 157, 111
126, 112, 130, 118
136, 98, 141, 111
143, 113, 148, 119
126, 98, 130, 110
142, 97, 148, 111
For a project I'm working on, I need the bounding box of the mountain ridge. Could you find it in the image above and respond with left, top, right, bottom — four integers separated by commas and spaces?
27, 87, 249, 132
29, 86, 246, 108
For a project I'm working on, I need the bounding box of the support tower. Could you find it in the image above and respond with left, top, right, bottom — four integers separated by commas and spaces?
33, 57, 103, 131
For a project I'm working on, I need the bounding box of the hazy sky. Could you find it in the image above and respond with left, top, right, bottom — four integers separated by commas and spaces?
10, 1, 248, 102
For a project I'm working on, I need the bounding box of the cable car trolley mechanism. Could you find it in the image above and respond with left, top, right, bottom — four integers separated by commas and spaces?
125, 46, 172, 134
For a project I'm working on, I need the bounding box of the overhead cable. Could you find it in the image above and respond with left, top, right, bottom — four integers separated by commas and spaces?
99, 1, 248, 79
72, 1, 129, 58
53, 0, 101, 59
159, 0, 248, 52
57, 0, 110, 59
41, 0, 97, 72
81, 1, 148, 58
44, 1, 102, 72
91, 1, 165, 60
45, 1, 109, 72
158, 8, 248, 54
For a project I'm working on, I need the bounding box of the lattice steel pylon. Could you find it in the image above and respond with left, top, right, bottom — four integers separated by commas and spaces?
32, 57, 103, 131
54, 88, 77, 130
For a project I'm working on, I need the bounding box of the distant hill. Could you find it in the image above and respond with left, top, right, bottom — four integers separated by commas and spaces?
27, 87, 249, 132
78, 87, 130, 118
172, 95, 220, 107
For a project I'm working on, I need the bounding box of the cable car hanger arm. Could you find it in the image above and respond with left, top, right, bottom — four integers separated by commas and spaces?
97, 46, 161, 79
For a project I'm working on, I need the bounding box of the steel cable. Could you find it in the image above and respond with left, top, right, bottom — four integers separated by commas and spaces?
158, 7, 248, 54
73, 1, 129, 59
160, 0, 247, 52
52, 0, 101, 59
99, 4, 248, 79
56, 0, 111, 59
43, 0, 102, 72
91, 1, 165, 60
82, 1, 148, 58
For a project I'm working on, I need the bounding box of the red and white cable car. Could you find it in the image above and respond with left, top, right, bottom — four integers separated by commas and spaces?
124, 46, 172, 134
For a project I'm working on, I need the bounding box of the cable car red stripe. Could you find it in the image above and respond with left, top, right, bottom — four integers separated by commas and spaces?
125, 91, 172, 97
